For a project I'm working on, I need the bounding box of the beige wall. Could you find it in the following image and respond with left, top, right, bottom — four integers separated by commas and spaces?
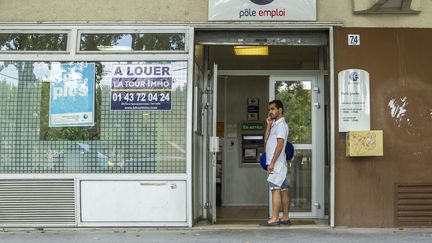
1, 0, 432, 27
0, 0, 207, 22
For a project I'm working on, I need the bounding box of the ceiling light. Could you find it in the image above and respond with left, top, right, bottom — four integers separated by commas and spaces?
233, 46, 268, 56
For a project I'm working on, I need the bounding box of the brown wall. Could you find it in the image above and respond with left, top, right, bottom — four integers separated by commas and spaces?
334, 27, 432, 227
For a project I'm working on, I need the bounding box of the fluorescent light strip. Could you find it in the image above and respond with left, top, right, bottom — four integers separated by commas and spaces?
233, 46, 268, 56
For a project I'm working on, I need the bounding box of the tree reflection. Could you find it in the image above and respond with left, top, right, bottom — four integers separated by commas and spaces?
276, 81, 312, 144
80, 33, 185, 51
40, 62, 102, 141
0, 34, 67, 51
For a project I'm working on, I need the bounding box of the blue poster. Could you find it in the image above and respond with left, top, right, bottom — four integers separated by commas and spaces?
111, 64, 172, 111
49, 63, 95, 127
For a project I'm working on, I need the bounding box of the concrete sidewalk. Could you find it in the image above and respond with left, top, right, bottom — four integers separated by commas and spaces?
1, 226, 432, 243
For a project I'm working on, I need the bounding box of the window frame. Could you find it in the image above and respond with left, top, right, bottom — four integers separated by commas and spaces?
0, 29, 71, 54
77, 29, 188, 54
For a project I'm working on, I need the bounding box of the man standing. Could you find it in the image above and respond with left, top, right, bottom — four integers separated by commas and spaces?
261, 100, 290, 226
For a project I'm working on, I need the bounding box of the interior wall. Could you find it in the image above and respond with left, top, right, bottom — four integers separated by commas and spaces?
334, 27, 432, 227
218, 76, 269, 206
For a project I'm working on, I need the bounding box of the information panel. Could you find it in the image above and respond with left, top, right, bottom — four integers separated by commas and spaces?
338, 69, 370, 132
49, 63, 95, 127
111, 64, 172, 111
208, 0, 316, 21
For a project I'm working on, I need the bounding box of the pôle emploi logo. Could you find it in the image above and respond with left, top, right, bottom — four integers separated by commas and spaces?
349, 71, 360, 82
239, 0, 286, 19
250, 0, 274, 4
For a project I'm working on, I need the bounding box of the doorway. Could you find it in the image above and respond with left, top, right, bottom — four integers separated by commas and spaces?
192, 29, 330, 225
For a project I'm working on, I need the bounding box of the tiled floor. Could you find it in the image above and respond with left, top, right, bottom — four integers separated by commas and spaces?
216, 206, 320, 225
217, 206, 268, 224
217, 206, 268, 221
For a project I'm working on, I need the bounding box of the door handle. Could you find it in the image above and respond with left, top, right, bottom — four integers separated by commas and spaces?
140, 182, 167, 186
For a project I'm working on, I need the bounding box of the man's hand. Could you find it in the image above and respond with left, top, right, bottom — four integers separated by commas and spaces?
266, 115, 272, 126
267, 163, 274, 174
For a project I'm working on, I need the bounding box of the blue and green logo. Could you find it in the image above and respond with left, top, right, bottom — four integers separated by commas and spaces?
250, 0, 274, 5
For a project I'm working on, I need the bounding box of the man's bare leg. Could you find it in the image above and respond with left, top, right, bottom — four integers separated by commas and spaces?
270, 189, 281, 223
281, 190, 290, 221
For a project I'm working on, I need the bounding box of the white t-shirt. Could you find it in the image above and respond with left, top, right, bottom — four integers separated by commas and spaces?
265, 117, 289, 187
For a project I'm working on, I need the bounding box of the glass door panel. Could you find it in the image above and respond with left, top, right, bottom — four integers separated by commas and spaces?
269, 75, 324, 218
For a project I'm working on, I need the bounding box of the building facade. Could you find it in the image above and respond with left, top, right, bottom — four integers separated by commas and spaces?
0, 0, 431, 227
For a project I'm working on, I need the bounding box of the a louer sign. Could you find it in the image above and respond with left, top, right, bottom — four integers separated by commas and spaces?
208, 0, 316, 21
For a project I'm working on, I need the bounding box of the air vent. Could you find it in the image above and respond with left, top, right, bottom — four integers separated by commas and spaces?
396, 184, 432, 226
0, 179, 76, 226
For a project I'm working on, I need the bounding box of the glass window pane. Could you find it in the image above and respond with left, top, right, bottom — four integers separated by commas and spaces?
40, 63, 100, 141
0, 33, 68, 51
0, 61, 187, 174
80, 33, 186, 52
287, 149, 312, 212
275, 80, 312, 144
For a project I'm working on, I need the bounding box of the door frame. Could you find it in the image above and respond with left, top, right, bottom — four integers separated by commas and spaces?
268, 73, 325, 219
204, 64, 219, 223
216, 71, 326, 219
195, 24, 336, 226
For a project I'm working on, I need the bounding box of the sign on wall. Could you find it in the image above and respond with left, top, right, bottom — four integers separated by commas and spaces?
208, 0, 316, 21
338, 69, 370, 132
49, 63, 95, 127
111, 64, 172, 111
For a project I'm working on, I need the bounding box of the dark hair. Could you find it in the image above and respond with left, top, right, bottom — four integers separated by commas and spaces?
269, 100, 284, 113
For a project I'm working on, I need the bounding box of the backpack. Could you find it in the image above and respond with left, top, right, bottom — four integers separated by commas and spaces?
259, 141, 294, 171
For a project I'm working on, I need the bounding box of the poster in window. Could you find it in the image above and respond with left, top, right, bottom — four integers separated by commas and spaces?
111, 64, 172, 110
49, 63, 95, 127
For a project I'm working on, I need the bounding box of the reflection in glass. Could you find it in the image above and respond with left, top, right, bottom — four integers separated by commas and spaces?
275, 80, 312, 144
0, 34, 67, 51
287, 149, 312, 212
39, 62, 101, 141
80, 33, 186, 51
0, 61, 187, 174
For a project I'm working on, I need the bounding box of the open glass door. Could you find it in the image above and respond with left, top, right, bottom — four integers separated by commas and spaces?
205, 63, 218, 223
269, 74, 325, 218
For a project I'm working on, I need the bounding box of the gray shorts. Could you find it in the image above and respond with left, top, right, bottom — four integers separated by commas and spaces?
268, 179, 289, 191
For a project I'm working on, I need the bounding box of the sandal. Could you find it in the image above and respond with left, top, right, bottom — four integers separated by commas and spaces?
259, 220, 280, 226
280, 219, 291, 225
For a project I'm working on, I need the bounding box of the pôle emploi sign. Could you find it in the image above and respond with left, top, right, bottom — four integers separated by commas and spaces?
111, 64, 172, 111
208, 0, 316, 21
49, 63, 95, 127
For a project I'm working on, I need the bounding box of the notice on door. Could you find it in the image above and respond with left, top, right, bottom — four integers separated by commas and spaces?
338, 69, 370, 132
111, 64, 172, 111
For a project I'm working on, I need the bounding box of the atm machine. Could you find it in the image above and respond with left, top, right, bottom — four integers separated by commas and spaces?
241, 133, 264, 164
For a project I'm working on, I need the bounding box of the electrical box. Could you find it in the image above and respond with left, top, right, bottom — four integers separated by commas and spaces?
346, 130, 383, 157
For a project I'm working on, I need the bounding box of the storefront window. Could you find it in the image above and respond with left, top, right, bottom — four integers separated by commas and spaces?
0, 61, 187, 173
80, 33, 186, 52
0, 33, 68, 51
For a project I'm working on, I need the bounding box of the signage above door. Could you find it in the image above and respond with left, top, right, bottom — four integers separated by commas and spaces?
208, 0, 316, 21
